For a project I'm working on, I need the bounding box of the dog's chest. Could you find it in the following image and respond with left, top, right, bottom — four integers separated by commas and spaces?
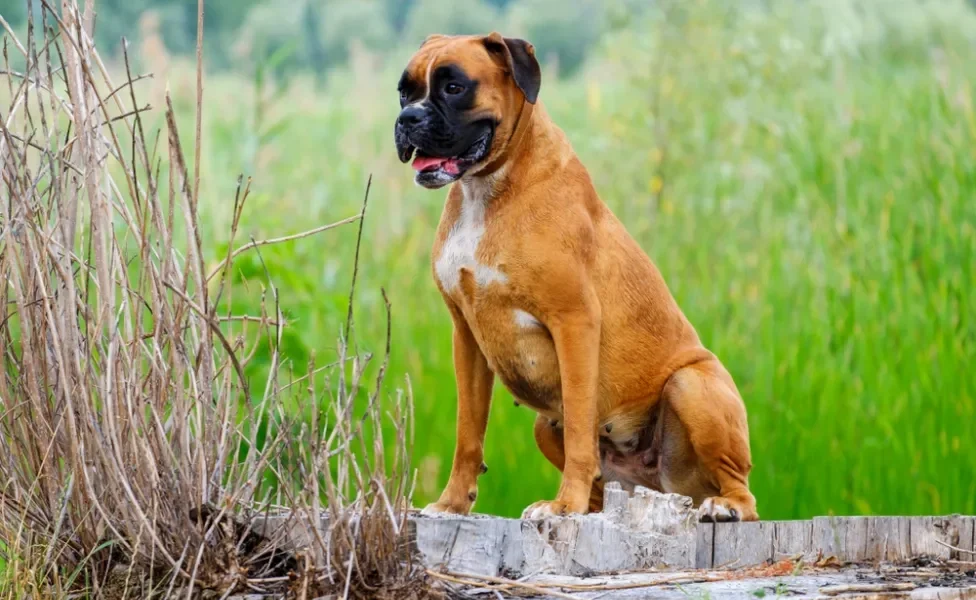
434, 185, 506, 294
433, 182, 563, 414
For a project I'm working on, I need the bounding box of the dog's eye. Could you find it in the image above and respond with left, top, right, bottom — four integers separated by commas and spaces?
444, 83, 465, 95
399, 89, 407, 101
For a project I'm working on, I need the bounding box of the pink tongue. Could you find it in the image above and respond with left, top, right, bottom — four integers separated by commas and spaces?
412, 155, 445, 171
413, 155, 460, 175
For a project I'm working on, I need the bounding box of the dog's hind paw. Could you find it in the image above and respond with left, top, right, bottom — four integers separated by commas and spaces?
521, 499, 586, 520
698, 495, 758, 522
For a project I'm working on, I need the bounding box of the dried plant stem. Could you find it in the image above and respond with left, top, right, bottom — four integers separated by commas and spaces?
193, 0, 204, 208
426, 570, 578, 600
205, 213, 361, 282
1, 2, 423, 599
934, 539, 976, 556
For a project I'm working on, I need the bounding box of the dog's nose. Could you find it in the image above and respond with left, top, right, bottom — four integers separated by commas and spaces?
397, 105, 424, 127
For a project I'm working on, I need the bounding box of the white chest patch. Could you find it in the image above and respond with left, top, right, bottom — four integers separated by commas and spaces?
435, 180, 507, 292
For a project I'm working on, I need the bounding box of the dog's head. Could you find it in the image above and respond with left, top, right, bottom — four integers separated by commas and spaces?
394, 32, 541, 189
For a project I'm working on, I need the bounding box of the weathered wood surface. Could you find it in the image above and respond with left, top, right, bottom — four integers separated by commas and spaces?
418, 498, 973, 576
231, 586, 976, 600
256, 483, 976, 578
230, 569, 976, 600
695, 515, 976, 568
697, 514, 974, 569
514, 570, 976, 600
412, 483, 699, 577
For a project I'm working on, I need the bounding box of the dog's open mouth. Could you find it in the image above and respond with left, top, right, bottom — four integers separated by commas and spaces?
402, 127, 493, 188
412, 153, 463, 176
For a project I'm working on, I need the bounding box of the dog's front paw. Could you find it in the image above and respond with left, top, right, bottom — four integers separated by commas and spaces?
521, 499, 586, 520
421, 496, 473, 516
697, 496, 758, 522
422, 480, 480, 516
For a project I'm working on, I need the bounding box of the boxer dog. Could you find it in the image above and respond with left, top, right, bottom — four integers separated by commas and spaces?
394, 32, 758, 522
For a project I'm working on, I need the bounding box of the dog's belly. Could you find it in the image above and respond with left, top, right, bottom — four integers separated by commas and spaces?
495, 331, 561, 413
471, 306, 563, 415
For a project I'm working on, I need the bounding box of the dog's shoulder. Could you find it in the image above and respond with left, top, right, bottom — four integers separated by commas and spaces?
511, 155, 602, 253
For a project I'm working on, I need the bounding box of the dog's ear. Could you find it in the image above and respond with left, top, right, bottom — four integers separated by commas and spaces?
483, 32, 541, 104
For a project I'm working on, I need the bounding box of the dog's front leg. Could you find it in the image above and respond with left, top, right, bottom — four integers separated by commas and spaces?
422, 307, 494, 515
523, 291, 601, 519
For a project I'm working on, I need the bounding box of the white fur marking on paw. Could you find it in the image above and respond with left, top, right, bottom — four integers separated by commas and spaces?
698, 497, 733, 521
522, 502, 561, 520
421, 503, 444, 516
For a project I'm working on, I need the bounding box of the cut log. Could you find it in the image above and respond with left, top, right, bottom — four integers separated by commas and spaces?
251, 486, 976, 579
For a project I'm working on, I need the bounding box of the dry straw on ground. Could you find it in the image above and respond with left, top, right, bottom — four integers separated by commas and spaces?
0, 1, 435, 598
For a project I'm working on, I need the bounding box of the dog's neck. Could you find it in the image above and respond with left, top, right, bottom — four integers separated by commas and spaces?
461, 99, 561, 206
461, 164, 506, 208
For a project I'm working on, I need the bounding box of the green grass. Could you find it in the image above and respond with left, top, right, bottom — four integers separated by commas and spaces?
169, 0, 975, 519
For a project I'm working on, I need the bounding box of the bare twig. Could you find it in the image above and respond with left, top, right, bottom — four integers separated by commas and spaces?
426, 570, 579, 600
193, 0, 205, 210
934, 539, 976, 556
344, 175, 372, 350
204, 213, 361, 283
820, 583, 917, 596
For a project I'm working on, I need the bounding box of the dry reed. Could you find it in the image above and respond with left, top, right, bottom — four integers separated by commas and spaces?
0, 1, 433, 598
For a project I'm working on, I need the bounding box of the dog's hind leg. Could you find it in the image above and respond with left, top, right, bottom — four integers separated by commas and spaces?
659, 359, 759, 522
532, 414, 604, 512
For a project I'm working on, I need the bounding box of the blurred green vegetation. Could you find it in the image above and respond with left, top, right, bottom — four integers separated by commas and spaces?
0, 0, 610, 78
163, 0, 976, 519
6, 0, 975, 519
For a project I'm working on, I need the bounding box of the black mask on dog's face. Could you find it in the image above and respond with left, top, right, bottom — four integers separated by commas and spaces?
394, 33, 541, 190
395, 63, 495, 189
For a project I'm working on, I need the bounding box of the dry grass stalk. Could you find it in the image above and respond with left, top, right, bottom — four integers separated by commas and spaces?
0, 1, 432, 598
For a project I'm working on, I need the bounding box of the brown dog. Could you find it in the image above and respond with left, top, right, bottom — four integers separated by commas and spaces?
394, 32, 758, 522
